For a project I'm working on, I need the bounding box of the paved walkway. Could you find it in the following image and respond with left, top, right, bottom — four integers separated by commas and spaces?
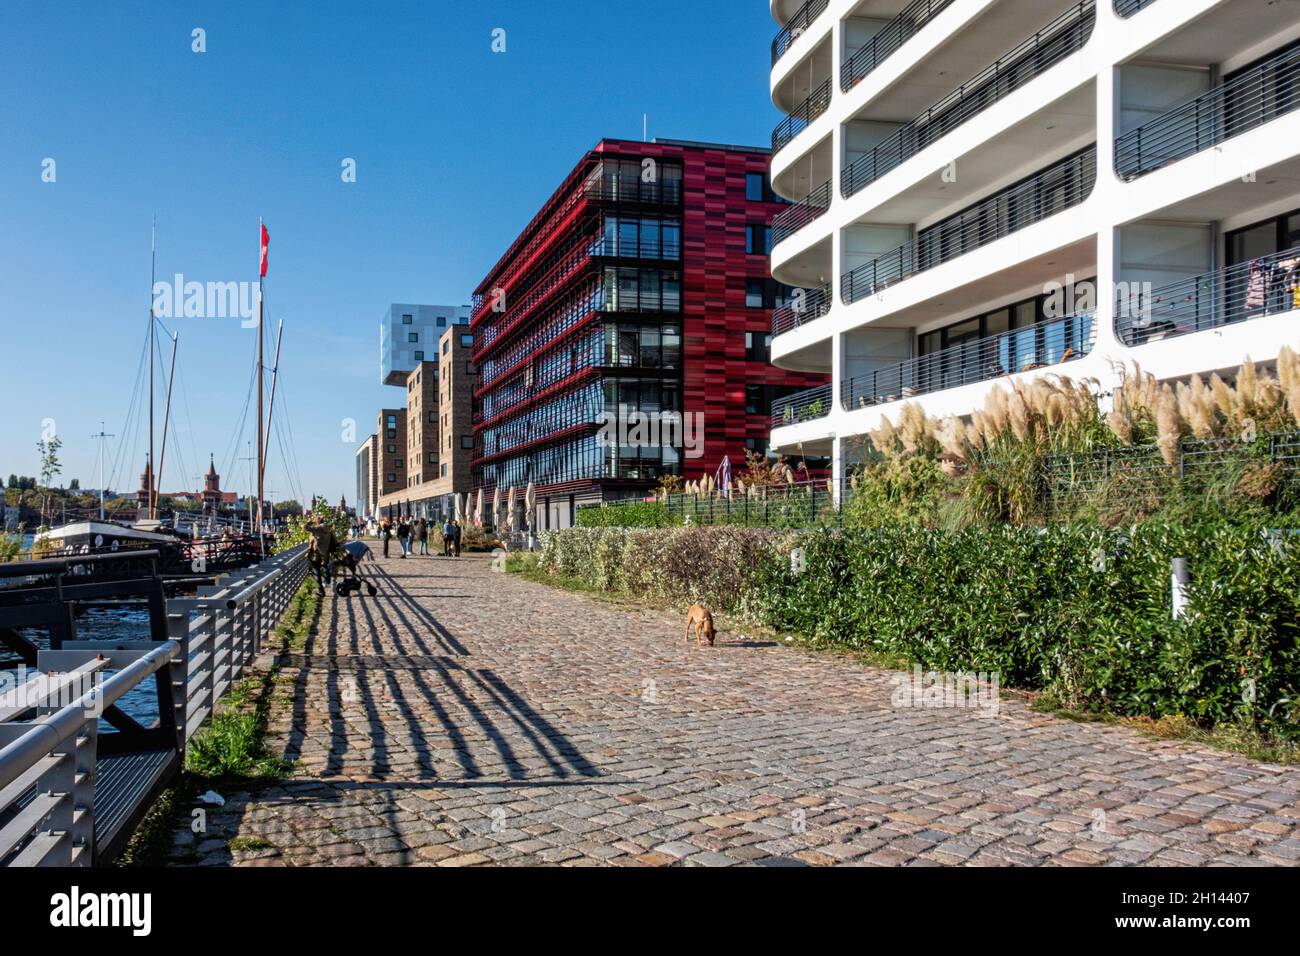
170, 550, 1300, 866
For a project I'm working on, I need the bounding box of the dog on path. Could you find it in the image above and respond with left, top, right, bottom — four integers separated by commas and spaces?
684, 604, 716, 646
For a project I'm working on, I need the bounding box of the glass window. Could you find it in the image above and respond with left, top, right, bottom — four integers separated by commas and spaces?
437, 316, 447, 327
746, 279, 765, 308
1229, 222, 1279, 266
460, 334, 473, 347
984, 309, 1010, 336
461, 436, 474, 449
661, 221, 680, 259
746, 172, 765, 203
407, 332, 419, 343
414, 350, 424, 361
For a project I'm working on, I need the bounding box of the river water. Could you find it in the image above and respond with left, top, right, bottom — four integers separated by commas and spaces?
3, 541, 164, 724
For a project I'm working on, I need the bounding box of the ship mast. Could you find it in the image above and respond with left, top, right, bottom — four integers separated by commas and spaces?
147, 216, 157, 521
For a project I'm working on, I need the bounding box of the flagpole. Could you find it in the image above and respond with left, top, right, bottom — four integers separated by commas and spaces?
256, 218, 265, 553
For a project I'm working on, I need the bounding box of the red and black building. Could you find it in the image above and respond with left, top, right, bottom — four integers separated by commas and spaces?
469, 137, 828, 528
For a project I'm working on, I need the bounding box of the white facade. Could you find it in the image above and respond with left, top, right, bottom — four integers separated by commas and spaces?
766, 0, 1300, 488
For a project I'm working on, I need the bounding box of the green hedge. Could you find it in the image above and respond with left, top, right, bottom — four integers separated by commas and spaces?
537, 520, 1300, 737
575, 489, 837, 529
576, 502, 678, 528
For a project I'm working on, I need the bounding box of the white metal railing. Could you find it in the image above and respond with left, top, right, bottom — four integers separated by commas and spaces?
0, 543, 308, 866
169, 544, 308, 738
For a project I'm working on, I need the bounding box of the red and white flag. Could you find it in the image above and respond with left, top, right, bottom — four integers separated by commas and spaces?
259, 223, 269, 277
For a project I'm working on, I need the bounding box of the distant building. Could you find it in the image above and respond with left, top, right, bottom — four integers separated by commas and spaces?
355, 434, 378, 519
375, 326, 478, 521
380, 303, 472, 386
376, 408, 407, 505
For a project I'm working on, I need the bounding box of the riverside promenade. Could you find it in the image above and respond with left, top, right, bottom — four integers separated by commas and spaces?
169, 551, 1300, 867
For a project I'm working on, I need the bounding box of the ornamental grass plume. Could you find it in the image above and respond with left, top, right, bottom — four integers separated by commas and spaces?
1155, 384, 1183, 467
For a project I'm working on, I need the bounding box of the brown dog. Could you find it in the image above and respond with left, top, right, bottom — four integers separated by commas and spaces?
684, 604, 716, 646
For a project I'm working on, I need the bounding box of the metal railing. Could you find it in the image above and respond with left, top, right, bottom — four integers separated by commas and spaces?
841, 0, 959, 92
583, 478, 844, 529
1114, 0, 1158, 16
772, 383, 835, 428
773, 79, 832, 155
1116, 42, 1300, 180
1116, 245, 1300, 347
842, 149, 1095, 304
773, 283, 833, 335
1043, 430, 1300, 505
842, 2, 1093, 197
773, 178, 832, 246
0, 544, 308, 866
772, 0, 830, 65
841, 313, 1096, 411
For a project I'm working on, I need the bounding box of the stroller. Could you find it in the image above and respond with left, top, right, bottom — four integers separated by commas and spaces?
333, 540, 378, 597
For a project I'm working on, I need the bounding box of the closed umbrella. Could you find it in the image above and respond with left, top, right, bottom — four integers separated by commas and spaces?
474, 489, 484, 529
524, 482, 536, 537
506, 486, 517, 536
491, 487, 502, 532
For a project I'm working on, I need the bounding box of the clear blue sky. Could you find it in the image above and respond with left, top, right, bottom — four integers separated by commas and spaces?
0, 0, 780, 507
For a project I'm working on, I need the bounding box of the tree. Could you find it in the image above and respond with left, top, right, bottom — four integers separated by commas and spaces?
6, 475, 16, 489
69, 478, 80, 491
37, 437, 62, 488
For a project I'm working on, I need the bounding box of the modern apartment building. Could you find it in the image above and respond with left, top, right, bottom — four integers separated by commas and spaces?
380, 303, 472, 386
375, 325, 479, 521
766, 0, 1300, 489
469, 137, 829, 529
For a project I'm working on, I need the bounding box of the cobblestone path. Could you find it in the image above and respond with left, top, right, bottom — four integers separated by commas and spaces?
169, 551, 1300, 866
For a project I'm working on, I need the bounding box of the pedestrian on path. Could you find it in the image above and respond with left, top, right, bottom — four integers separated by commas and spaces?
381, 519, 392, 558
416, 517, 429, 555
452, 519, 463, 558
442, 517, 454, 557
397, 518, 411, 558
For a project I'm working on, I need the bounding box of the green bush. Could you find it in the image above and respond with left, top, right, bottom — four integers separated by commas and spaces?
576, 502, 678, 528
537, 517, 1300, 738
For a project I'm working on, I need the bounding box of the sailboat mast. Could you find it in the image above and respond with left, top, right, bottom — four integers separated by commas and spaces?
256, 222, 265, 547
260, 319, 283, 514
147, 216, 157, 521
154, 331, 179, 517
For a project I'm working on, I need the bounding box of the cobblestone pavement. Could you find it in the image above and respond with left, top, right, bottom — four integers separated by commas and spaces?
169, 550, 1300, 867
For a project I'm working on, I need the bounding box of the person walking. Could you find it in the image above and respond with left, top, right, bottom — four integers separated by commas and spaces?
416, 517, 429, 555
452, 519, 463, 558
442, 517, 454, 557
381, 519, 392, 558
397, 517, 410, 558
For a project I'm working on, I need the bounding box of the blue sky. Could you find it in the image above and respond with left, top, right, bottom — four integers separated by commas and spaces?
0, 0, 780, 506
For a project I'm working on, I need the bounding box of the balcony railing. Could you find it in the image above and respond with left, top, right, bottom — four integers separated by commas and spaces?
772, 383, 834, 429
841, 0, 959, 93
1114, 0, 1158, 16
1116, 244, 1300, 347
772, 0, 830, 65
842, 1, 1094, 197
773, 283, 833, 335
773, 79, 832, 155
841, 313, 1096, 410
582, 170, 684, 205
1116, 42, 1300, 181
842, 148, 1095, 304
773, 179, 832, 247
